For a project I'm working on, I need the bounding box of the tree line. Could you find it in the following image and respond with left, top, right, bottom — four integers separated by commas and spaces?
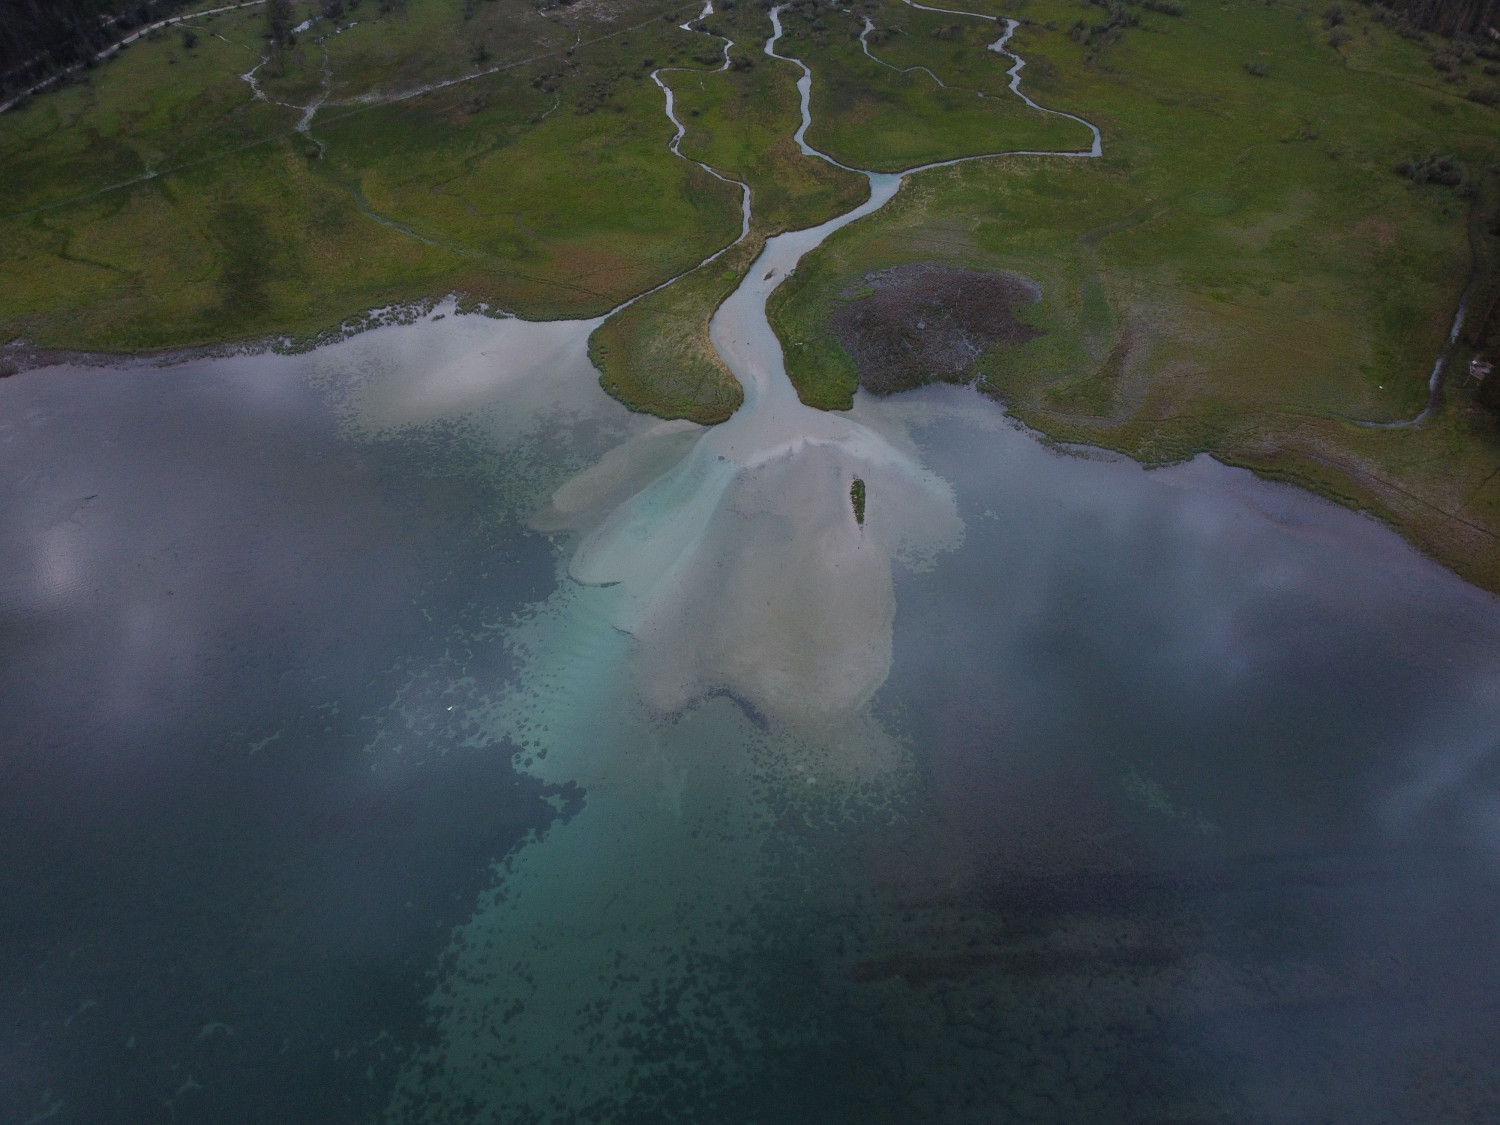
1, 0, 190, 100
1373, 0, 1500, 37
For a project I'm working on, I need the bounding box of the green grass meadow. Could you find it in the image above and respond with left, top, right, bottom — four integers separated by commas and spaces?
0, 0, 749, 348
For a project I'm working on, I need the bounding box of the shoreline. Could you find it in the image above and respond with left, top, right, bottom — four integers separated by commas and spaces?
3, 0, 1495, 597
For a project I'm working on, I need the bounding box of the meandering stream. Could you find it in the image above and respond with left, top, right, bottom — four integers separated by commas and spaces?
560, 5, 1103, 723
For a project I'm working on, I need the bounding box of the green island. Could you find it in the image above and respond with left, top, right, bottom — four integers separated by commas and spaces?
3, 0, 1498, 588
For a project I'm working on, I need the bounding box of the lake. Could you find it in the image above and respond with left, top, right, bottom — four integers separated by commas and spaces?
2, 306, 1499, 1123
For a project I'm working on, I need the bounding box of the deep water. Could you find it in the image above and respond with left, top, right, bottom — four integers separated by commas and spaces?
3, 319, 1500, 1125
0, 324, 603, 1124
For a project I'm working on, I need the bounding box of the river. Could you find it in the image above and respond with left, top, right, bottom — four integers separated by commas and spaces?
3, 7, 1500, 1125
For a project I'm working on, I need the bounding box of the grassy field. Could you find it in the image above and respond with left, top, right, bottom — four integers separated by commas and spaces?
776, 0, 1095, 169
0, 0, 750, 350
768, 0, 1500, 590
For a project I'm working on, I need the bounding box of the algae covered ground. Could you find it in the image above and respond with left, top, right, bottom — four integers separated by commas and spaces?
2, 0, 1498, 588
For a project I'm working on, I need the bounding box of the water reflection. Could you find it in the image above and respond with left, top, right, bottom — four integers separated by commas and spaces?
2, 321, 1499, 1124
0, 312, 627, 1125
830, 386, 1500, 1123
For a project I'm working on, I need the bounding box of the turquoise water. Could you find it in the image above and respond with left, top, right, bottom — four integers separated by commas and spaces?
3, 311, 1499, 1123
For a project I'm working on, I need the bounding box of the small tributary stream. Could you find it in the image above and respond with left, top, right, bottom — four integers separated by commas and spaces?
656, 2, 1099, 430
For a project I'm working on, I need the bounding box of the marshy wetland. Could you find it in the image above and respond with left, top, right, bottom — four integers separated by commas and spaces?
4, 0, 1500, 1122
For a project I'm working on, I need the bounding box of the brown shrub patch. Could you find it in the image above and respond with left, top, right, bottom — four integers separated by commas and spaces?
830, 264, 1042, 395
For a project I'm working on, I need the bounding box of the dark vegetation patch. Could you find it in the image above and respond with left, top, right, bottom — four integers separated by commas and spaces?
829, 264, 1042, 396
0, 0, 188, 101
1397, 150, 1469, 189
1369, 0, 1500, 39
1066, 0, 1180, 57
1364, 0, 1500, 99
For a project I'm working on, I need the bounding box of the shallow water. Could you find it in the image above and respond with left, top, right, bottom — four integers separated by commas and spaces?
3, 305, 1499, 1124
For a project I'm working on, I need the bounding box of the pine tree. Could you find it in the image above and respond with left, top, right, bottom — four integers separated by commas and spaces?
266, 0, 296, 45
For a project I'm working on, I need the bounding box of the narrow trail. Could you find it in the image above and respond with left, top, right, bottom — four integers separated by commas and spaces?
0, 6, 691, 224
330, 9, 676, 110
248, 1, 756, 314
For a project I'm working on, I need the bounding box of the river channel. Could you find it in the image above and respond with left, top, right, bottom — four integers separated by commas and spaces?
2, 7, 1500, 1125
